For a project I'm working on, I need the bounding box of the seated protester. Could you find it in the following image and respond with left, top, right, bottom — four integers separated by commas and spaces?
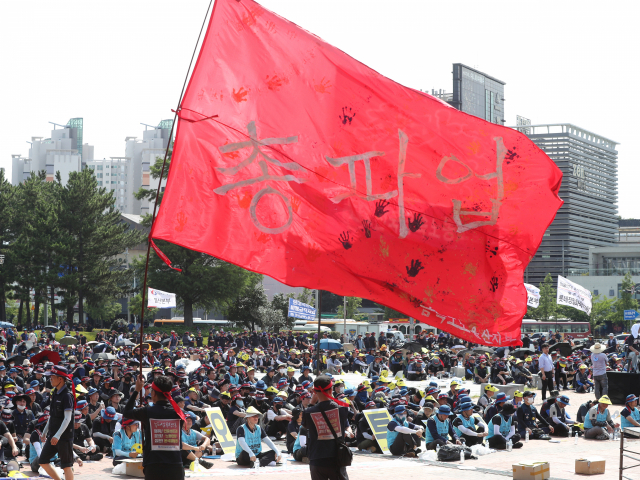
486, 403, 522, 449
512, 360, 533, 386
407, 360, 426, 381
184, 387, 207, 414
576, 400, 596, 423
621, 394, 640, 429
226, 394, 246, 433
266, 396, 292, 439
180, 412, 213, 469
71, 410, 102, 461
474, 359, 490, 384
297, 366, 313, 384
516, 391, 552, 440
424, 404, 460, 451
357, 402, 380, 453
491, 362, 512, 385
477, 385, 498, 413
574, 365, 594, 393
92, 406, 118, 453
0, 408, 23, 457
584, 395, 619, 440
28, 414, 52, 473
511, 391, 524, 409
235, 407, 282, 467
415, 401, 435, 424
353, 353, 368, 374
427, 357, 443, 377
484, 392, 508, 424
387, 405, 424, 457
11, 393, 35, 440
548, 395, 577, 437
225, 365, 241, 386
286, 408, 302, 454
452, 401, 488, 446
26, 388, 43, 416
292, 420, 309, 462
248, 390, 270, 415
112, 418, 143, 466
540, 391, 559, 423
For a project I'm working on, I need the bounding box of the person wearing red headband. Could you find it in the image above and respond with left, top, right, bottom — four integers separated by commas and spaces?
302, 375, 353, 480
123, 374, 185, 480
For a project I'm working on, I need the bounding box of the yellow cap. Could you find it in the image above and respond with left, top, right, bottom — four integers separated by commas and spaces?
245, 406, 262, 417
450, 380, 459, 386
598, 395, 612, 405
132, 443, 143, 454
514, 390, 523, 397
76, 385, 88, 394
525, 357, 532, 362
266, 386, 278, 394
579, 364, 588, 369
485, 385, 499, 392
188, 387, 198, 392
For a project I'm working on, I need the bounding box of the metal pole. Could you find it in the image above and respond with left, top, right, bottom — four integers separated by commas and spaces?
562, 239, 565, 276
343, 296, 347, 342
316, 291, 323, 376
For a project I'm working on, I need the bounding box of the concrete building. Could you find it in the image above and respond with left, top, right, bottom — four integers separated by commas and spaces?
12, 118, 94, 186
84, 157, 132, 213
431, 63, 506, 125
517, 124, 619, 286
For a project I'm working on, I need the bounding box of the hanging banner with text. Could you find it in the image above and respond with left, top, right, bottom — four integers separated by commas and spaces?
148, 288, 177, 308
362, 408, 393, 455
524, 283, 540, 308
557, 275, 592, 315
288, 298, 317, 321
205, 407, 236, 454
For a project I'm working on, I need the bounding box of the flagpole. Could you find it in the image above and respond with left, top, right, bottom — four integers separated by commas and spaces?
315, 290, 323, 376
136, 0, 215, 376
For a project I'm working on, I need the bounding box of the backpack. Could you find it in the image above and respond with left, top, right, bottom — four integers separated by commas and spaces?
437, 444, 473, 462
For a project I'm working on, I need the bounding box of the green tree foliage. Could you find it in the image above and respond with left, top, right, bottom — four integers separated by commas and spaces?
528, 273, 557, 322
85, 299, 122, 327
226, 282, 268, 331
258, 305, 286, 332
589, 294, 616, 330
0, 169, 144, 327
335, 297, 364, 320
383, 306, 407, 321
614, 272, 639, 325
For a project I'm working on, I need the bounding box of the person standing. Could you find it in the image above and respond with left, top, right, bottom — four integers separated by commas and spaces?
303, 375, 353, 480
39, 366, 76, 480
589, 343, 608, 400
538, 344, 554, 401
123, 374, 185, 480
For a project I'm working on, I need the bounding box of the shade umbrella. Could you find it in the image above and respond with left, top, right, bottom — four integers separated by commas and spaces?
0, 322, 15, 329
318, 339, 342, 350
92, 353, 116, 361
86, 341, 99, 347
550, 342, 572, 357
6, 355, 26, 366
473, 346, 495, 355
145, 340, 161, 350
43, 326, 59, 333
26, 345, 40, 355
30, 350, 61, 365
512, 348, 535, 359
402, 342, 425, 353
115, 339, 136, 347
162, 338, 171, 345
59, 336, 78, 345
450, 345, 467, 351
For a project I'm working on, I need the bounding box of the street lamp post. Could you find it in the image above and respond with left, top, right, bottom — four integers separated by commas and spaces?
0, 255, 4, 265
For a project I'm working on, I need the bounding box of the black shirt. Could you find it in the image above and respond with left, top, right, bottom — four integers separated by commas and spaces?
73, 424, 92, 447
49, 384, 74, 440
123, 391, 183, 467
286, 421, 299, 453
302, 401, 348, 467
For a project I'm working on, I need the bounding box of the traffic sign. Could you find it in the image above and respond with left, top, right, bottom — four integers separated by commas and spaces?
624, 310, 638, 320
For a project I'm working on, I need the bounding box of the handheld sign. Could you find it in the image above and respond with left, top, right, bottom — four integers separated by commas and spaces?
363, 408, 393, 455
205, 407, 235, 454
149, 419, 181, 451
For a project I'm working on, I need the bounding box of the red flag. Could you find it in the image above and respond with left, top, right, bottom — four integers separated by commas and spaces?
151, 0, 562, 346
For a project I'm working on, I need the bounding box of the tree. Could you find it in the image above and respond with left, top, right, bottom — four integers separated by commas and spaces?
529, 273, 557, 322
383, 306, 407, 321
336, 297, 364, 320
614, 272, 639, 325
0, 169, 15, 323
589, 294, 616, 331
226, 282, 268, 331
56, 169, 144, 326
271, 293, 293, 328
258, 305, 286, 332
85, 299, 123, 327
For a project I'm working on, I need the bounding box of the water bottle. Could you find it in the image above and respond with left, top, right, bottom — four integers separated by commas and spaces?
574, 432, 578, 445
459, 448, 465, 464
436, 444, 440, 456
506, 439, 512, 452
525, 431, 529, 443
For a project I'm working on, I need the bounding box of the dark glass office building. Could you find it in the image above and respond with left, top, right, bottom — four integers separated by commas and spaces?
521, 124, 619, 286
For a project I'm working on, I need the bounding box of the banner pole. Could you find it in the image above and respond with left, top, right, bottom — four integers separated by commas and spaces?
315, 291, 323, 376
136, 0, 214, 376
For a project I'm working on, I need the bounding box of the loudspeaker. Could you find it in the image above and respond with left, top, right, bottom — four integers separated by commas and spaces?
606, 372, 640, 404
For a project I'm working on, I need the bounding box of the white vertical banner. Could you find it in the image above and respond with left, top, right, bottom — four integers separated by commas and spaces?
524, 283, 540, 308
148, 288, 177, 308
556, 276, 592, 315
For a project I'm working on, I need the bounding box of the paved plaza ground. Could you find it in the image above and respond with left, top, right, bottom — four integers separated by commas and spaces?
16, 373, 637, 479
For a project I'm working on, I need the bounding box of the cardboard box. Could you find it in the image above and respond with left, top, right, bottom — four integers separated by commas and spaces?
121, 458, 144, 478
512, 462, 550, 480
575, 457, 606, 475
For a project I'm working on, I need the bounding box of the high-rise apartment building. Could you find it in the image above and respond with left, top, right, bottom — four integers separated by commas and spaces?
11, 118, 93, 186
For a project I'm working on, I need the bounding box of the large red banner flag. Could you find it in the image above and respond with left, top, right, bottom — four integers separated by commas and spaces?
151, 0, 562, 346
